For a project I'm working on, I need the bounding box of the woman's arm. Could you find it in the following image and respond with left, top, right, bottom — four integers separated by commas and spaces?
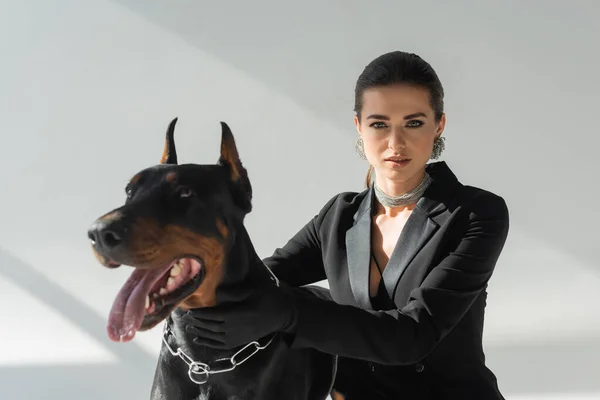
182, 194, 342, 347
185, 191, 509, 366
286, 191, 509, 365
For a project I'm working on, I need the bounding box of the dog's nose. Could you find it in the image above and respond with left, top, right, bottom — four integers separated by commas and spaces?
88, 220, 126, 251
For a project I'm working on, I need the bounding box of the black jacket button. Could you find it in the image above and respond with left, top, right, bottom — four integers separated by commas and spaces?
415, 363, 425, 372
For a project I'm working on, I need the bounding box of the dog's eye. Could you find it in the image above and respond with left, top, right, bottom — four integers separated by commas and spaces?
177, 186, 193, 198
125, 183, 133, 198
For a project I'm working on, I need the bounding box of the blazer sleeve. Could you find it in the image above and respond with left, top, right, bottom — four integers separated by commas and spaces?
285, 191, 510, 365
262, 194, 340, 287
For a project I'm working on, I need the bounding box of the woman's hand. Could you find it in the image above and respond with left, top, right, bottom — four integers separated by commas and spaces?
181, 283, 296, 350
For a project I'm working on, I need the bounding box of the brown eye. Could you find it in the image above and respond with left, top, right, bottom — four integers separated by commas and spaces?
177, 186, 193, 198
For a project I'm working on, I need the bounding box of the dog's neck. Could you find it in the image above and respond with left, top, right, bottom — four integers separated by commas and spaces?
164, 219, 278, 384
218, 220, 274, 289
170, 218, 273, 337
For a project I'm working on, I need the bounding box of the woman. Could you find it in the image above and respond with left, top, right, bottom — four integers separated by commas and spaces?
184, 51, 510, 399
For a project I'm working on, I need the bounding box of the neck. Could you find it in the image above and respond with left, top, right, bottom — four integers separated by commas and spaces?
375, 168, 426, 196
374, 201, 416, 216
372, 167, 432, 214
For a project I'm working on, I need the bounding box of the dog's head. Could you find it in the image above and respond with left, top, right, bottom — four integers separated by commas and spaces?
87, 118, 252, 342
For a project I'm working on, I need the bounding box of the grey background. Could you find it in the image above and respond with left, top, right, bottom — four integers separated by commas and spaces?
1, 0, 599, 399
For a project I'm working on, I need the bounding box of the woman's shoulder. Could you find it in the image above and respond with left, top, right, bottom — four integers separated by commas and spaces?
452, 185, 509, 227
310, 189, 368, 226
328, 189, 370, 206
430, 179, 509, 241
312, 162, 510, 226
428, 161, 508, 214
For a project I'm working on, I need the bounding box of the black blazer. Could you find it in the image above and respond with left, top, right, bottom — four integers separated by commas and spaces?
263, 161, 510, 399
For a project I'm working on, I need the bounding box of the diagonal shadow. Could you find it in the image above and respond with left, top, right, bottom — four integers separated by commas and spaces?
1, 247, 598, 396
109, 0, 600, 275
0, 246, 156, 378
486, 336, 600, 395
0, 363, 150, 400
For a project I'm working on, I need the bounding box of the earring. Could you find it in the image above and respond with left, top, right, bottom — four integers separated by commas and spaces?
430, 136, 445, 160
355, 138, 367, 160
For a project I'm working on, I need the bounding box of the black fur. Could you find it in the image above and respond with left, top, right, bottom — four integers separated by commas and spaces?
88, 118, 337, 399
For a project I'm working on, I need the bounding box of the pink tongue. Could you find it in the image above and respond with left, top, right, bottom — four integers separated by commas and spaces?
107, 266, 170, 342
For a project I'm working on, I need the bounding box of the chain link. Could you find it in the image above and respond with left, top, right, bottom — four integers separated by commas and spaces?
162, 261, 280, 385
162, 323, 276, 385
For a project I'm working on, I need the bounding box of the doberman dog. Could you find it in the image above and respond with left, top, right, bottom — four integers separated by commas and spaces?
87, 118, 337, 400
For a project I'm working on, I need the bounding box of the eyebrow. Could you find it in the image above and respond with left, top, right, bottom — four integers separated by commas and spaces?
366, 112, 427, 120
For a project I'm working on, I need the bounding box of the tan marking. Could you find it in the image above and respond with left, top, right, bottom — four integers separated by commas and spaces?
118, 218, 229, 309
165, 171, 177, 183
91, 246, 120, 268
130, 174, 142, 185
99, 210, 121, 222
160, 136, 170, 164
330, 391, 345, 400
168, 224, 227, 309
91, 245, 107, 265
220, 133, 241, 181
215, 219, 227, 238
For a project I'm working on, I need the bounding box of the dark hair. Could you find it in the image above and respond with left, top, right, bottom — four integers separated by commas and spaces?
354, 51, 445, 187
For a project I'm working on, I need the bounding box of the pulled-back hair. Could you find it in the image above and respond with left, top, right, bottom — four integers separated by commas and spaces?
354, 51, 445, 187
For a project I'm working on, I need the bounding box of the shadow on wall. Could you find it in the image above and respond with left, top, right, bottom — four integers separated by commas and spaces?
1, 246, 599, 398
487, 337, 600, 396
0, 246, 157, 398
110, 0, 600, 278
0, 363, 149, 400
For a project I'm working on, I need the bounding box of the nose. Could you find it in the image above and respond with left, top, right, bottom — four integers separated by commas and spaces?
389, 128, 407, 149
87, 219, 126, 252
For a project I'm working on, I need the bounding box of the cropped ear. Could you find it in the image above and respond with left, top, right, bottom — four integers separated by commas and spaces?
160, 117, 178, 164
218, 121, 252, 213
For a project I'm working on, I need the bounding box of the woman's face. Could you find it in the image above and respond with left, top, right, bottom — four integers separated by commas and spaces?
354, 84, 446, 185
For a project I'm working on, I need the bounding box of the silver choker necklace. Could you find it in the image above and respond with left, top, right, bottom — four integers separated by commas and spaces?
373, 172, 433, 208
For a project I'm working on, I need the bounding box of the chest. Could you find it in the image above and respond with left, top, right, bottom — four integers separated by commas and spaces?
369, 210, 413, 295
371, 208, 415, 259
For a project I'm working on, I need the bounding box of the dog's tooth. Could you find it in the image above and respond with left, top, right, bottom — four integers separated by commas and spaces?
145, 296, 150, 309
167, 277, 175, 287
170, 264, 181, 277
159, 288, 167, 295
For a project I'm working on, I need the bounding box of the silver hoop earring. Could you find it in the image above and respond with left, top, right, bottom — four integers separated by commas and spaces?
355, 138, 367, 160
431, 136, 445, 160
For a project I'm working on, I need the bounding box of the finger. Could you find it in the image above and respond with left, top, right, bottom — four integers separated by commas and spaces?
183, 317, 225, 333
185, 324, 226, 341
192, 336, 231, 349
182, 309, 226, 322
186, 303, 250, 319
181, 311, 226, 325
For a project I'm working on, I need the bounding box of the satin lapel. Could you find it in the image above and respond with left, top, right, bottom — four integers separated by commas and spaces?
346, 160, 459, 308
345, 189, 373, 310
381, 202, 439, 299
380, 162, 458, 300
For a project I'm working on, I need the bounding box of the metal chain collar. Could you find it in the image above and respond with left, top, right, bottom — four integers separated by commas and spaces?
162, 262, 281, 385
162, 323, 276, 385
